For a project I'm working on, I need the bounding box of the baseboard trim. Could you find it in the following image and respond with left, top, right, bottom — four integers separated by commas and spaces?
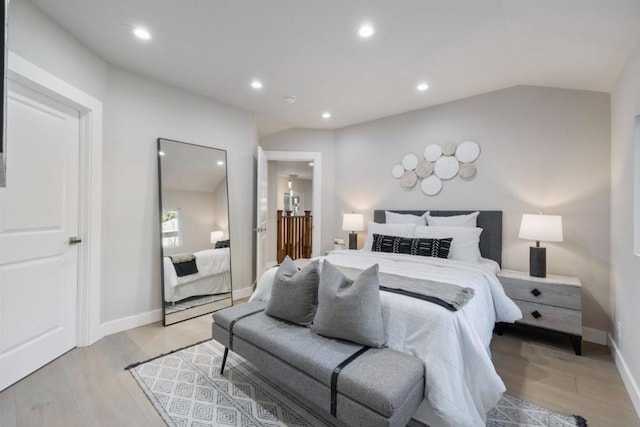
233, 286, 253, 301
101, 309, 163, 337
609, 333, 640, 418
582, 327, 608, 345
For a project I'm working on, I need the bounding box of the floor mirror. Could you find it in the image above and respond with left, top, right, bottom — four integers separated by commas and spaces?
157, 138, 233, 325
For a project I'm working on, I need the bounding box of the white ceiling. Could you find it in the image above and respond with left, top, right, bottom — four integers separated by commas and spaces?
28, 0, 640, 135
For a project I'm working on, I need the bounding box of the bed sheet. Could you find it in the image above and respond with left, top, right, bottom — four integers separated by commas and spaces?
164, 247, 231, 302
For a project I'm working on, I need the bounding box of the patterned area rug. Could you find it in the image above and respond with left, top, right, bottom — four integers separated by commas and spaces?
127, 340, 587, 427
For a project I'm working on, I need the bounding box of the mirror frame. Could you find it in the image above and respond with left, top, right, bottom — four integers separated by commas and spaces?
1, 0, 7, 187
157, 137, 233, 326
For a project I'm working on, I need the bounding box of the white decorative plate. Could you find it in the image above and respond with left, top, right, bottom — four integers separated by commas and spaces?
391, 164, 405, 178
456, 140, 481, 163
401, 153, 419, 170
421, 175, 442, 196
424, 144, 442, 162
434, 156, 459, 180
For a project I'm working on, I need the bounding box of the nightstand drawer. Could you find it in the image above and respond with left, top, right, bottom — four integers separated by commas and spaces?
500, 276, 581, 310
513, 299, 581, 335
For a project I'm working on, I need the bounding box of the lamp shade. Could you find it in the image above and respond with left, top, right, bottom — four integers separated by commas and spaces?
210, 230, 224, 243
342, 213, 364, 232
518, 214, 563, 243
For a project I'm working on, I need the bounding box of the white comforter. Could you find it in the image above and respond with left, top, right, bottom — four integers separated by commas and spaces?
163, 247, 230, 289
250, 250, 521, 427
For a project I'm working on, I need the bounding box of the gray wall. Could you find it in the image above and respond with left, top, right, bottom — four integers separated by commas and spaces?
334, 86, 611, 333
103, 67, 256, 323
611, 38, 640, 412
162, 189, 215, 256
8, 0, 108, 101
260, 129, 336, 254
9, 0, 257, 326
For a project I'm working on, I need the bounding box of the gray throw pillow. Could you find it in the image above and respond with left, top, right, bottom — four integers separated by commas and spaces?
265, 256, 320, 326
312, 260, 385, 348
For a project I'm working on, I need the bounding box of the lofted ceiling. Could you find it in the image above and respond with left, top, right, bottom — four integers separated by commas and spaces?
27, 0, 640, 136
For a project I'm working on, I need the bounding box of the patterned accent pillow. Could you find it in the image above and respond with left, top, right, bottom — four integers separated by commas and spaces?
214, 239, 230, 249
371, 234, 452, 258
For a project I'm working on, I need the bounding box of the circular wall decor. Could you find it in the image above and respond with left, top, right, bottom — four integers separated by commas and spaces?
391, 164, 405, 178
459, 163, 477, 179
415, 159, 433, 178
456, 140, 481, 163
424, 144, 442, 162
400, 170, 418, 188
401, 153, 419, 170
421, 175, 442, 196
434, 156, 459, 180
442, 142, 457, 156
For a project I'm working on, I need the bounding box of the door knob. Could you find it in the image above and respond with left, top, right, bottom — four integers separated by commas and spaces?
68, 237, 82, 245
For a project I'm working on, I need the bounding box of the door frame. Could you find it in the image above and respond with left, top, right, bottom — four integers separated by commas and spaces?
7, 52, 103, 347
263, 150, 321, 258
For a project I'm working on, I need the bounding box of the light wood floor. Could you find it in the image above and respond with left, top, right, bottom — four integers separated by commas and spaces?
0, 311, 638, 427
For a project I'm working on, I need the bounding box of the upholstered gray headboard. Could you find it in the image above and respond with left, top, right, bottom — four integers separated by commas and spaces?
373, 210, 503, 266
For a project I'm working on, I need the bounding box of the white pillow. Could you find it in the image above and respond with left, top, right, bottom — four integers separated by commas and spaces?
363, 222, 416, 251
426, 211, 479, 228
385, 210, 429, 225
415, 225, 482, 262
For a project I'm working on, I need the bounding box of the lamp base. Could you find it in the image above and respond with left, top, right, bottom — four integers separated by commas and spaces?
529, 246, 546, 278
348, 232, 358, 250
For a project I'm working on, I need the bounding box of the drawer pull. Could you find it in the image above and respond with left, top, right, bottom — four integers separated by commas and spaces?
531, 288, 542, 297
531, 310, 542, 319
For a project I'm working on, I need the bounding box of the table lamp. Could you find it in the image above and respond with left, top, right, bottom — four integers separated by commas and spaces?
518, 213, 563, 278
342, 213, 364, 250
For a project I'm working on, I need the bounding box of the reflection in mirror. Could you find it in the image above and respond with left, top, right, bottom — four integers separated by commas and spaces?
157, 138, 232, 325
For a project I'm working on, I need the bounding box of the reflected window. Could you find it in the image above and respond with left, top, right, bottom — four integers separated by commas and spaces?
162, 208, 182, 248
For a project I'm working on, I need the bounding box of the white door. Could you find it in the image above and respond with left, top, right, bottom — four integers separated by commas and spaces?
255, 146, 268, 281
0, 80, 80, 390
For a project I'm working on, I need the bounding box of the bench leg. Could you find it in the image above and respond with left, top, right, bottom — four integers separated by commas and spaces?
220, 347, 229, 374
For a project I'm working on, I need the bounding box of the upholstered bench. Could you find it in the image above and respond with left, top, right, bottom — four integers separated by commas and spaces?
212, 301, 425, 427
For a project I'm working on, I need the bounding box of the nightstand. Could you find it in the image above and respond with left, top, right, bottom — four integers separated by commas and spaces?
496, 269, 582, 355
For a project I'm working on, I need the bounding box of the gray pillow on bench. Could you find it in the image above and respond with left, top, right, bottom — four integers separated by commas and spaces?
312, 260, 385, 348
265, 256, 320, 326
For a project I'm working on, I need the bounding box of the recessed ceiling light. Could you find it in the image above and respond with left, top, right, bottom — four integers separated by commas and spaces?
417, 82, 429, 91
158, 151, 165, 156
358, 24, 375, 38
322, 112, 331, 119
217, 161, 224, 166
133, 27, 151, 40
309, 162, 314, 167
250, 80, 263, 89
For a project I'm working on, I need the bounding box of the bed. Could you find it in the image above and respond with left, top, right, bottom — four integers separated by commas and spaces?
163, 247, 231, 303
250, 210, 522, 427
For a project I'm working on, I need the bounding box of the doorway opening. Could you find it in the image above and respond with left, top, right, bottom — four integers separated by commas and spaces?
262, 151, 321, 271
